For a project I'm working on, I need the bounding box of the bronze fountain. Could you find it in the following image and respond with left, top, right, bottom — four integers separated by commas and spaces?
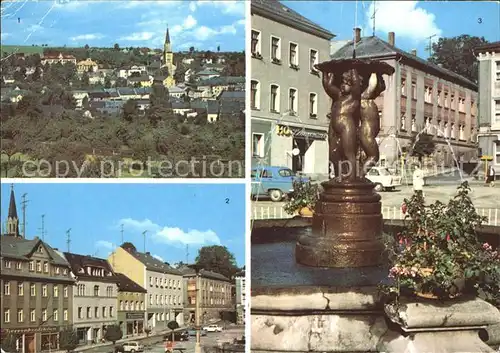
296, 58, 395, 268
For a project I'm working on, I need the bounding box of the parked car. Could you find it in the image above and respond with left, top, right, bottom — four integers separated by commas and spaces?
366, 167, 402, 191
114, 345, 125, 353
202, 324, 223, 332
187, 328, 207, 336
164, 330, 189, 341
251, 166, 309, 202
121, 341, 144, 353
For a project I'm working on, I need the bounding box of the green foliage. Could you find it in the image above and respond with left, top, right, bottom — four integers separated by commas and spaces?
59, 327, 79, 352
283, 179, 320, 215
408, 133, 436, 160
428, 35, 488, 83
195, 245, 239, 279
1, 333, 18, 352
382, 182, 500, 304
104, 325, 123, 344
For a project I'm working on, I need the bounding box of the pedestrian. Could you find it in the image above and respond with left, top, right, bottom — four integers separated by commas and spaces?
412, 164, 425, 198
485, 164, 496, 187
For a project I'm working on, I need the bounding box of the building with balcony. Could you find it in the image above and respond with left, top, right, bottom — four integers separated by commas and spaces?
108, 243, 184, 331
331, 29, 479, 168
0, 186, 74, 353
63, 253, 119, 345
250, 0, 334, 179
235, 275, 246, 325
115, 273, 147, 338
475, 41, 500, 173
179, 266, 233, 324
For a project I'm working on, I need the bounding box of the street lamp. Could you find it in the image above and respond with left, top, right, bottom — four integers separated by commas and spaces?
188, 264, 203, 353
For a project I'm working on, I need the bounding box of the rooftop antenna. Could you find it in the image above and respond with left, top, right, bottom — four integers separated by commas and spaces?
353, 0, 358, 58
120, 224, 124, 244
142, 230, 147, 253
425, 34, 437, 57
21, 193, 29, 238
39, 214, 45, 241
66, 229, 71, 252
371, 0, 377, 36
186, 244, 189, 264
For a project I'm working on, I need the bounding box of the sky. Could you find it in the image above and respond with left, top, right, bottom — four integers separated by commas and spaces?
284, 0, 500, 59
0, 0, 245, 51
0, 182, 246, 267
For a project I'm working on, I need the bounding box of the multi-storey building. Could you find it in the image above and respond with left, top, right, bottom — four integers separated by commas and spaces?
108, 244, 184, 331
63, 252, 119, 345
235, 275, 246, 325
475, 41, 500, 174
41, 52, 77, 66
179, 266, 233, 324
331, 29, 479, 168
115, 273, 147, 338
250, 0, 334, 178
0, 186, 75, 353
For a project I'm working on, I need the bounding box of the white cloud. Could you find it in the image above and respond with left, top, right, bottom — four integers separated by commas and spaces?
189, 2, 197, 12
170, 24, 184, 36
196, 0, 245, 16
121, 1, 182, 9
152, 254, 164, 262
120, 218, 221, 246
183, 15, 197, 29
193, 26, 217, 41
365, 1, 442, 42
1, 33, 9, 40
120, 32, 155, 41
95, 240, 114, 250
70, 33, 103, 41
54, 0, 89, 11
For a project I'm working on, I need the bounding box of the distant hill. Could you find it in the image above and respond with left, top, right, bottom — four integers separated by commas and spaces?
1, 45, 45, 55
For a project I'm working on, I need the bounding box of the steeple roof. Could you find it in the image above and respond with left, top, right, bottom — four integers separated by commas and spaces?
165, 25, 170, 44
8, 184, 18, 219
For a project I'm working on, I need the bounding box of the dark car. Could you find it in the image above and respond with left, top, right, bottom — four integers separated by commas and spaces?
113, 345, 124, 353
164, 330, 189, 341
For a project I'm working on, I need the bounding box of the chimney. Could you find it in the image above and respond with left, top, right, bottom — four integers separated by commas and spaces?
354, 27, 361, 43
411, 49, 417, 56
388, 32, 395, 46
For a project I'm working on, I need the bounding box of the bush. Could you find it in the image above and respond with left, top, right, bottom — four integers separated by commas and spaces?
104, 325, 123, 345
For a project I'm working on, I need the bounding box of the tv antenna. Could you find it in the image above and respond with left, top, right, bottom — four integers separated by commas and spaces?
21, 193, 29, 238
39, 214, 45, 241
425, 34, 437, 57
120, 224, 124, 244
66, 229, 71, 252
142, 230, 147, 253
371, 0, 377, 36
186, 244, 189, 264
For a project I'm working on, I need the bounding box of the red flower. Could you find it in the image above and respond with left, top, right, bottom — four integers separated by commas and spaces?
401, 203, 407, 214
446, 234, 451, 241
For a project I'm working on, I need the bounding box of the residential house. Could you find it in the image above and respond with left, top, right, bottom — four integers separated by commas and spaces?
332, 30, 479, 168
168, 86, 185, 99
182, 57, 195, 65
0, 86, 29, 103
63, 253, 119, 345
41, 52, 77, 65
127, 76, 153, 88
88, 92, 111, 102
197, 69, 220, 80
118, 65, 147, 79
108, 244, 184, 331
179, 266, 233, 324
0, 187, 75, 353
251, 0, 334, 178
76, 59, 99, 73
71, 90, 90, 108
115, 273, 146, 338
475, 41, 500, 174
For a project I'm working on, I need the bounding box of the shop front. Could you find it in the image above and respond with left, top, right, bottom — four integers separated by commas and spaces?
289, 127, 329, 178
3, 326, 58, 353
121, 312, 145, 336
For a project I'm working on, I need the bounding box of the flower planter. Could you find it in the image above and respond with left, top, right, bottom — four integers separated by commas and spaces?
299, 207, 314, 217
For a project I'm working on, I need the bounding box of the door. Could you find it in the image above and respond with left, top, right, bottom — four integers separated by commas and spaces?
25, 334, 35, 353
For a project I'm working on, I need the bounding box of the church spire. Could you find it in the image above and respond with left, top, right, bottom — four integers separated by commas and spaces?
6, 184, 20, 237
165, 24, 170, 45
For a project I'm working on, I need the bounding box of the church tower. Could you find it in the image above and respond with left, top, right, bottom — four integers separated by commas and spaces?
162, 25, 176, 88
5, 184, 20, 237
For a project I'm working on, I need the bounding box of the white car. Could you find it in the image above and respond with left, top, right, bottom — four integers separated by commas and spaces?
122, 341, 144, 352
202, 324, 223, 332
366, 167, 402, 191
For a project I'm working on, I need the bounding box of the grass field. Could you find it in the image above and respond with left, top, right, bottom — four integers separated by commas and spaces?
0, 45, 44, 55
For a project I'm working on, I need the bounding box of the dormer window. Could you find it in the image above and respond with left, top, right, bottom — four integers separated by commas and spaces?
55, 267, 60, 274
38, 246, 43, 253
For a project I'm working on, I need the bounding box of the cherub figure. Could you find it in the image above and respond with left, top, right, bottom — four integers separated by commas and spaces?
322, 68, 361, 181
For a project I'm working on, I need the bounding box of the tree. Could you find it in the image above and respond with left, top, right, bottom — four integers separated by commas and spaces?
104, 324, 123, 347
104, 76, 112, 88
167, 321, 179, 341
82, 95, 90, 110
195, 245, 238, 279
408, 133, 436, 162
84, 44, 90, 50
81, 72, 90, 87
122, 99, 137, 122
1, 333, 18, 352
59, 327, 79, 352
428, 35, 488, 83
114, 43, 120, 51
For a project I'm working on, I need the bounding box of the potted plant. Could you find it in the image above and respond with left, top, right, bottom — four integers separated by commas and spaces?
381, 182, 500, 304
283, 179, 319, 217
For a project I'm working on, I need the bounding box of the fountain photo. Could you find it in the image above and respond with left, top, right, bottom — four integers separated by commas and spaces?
250, 0, 500, 352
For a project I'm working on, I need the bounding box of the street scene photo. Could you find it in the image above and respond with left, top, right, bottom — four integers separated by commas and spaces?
1, 0, 245, 178
0, 183, 246, 353
250, 1, 500, 352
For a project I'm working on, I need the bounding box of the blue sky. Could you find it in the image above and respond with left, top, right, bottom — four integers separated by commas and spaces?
0, 183, 246, 267
284, 1, 500, 59
0, 0, 245, 51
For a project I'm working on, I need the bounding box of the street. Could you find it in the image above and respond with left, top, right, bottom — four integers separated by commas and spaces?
82, 329, 245, 353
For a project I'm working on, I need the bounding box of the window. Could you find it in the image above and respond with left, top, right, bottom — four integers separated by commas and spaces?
109, 306, 113, 317
36, 261, 41, 272
251, 30, 261, 56
155, 277, 159, 286
18, 309, 25, 323
4, 260, 11, 268
18, 282, 23, 296
4, 282, 10, 295
400, 113, 406, 131
53, 309, 58, 322
288, 88, 297, 114
270, 84, 279, 112
30, 283, 36, 296
63, 309, 68, 321
401, 79, 406, 96
451, 123, 456, 139
156, 295, 159, 305
411, 115, 416, 132
459, 125, 465, 140
42, 284, 48, 297
16, 262, 22, 270
437, 120, 442, 136
250, 80, 260, 109
496, 61, 500, 81
450, 95, 455, 110
120, 300, 124, 310
63, 268, 67, 275
149, 294, 153, 305
102, 307, 106, 318
43, 262, 48, 273
38, 246, 43, 253
289, 42, 298, 66
411, 81, 417, 99
459, 97, 465, 112
28, 309, 35, 322
78, 307, 82, 319
270, 36, 281, 61
309, 93, 317, 118
87, 307, 91, 318
55, 267, 60, 274
63, 285, 68, 297
496, 144, 500, 164
444, 92, 449, 108
93, 285, 99, 296
4, 309, 10, 323
437, 91, 441, 106
94, 307, 99, 318
42, 309, 47, 322
444, 122, 449, 138
495, 100, 500, 123
309, 49, 318, 72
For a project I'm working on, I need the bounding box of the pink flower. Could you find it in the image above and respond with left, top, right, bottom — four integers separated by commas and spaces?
482, 243, 493, 251
401, 203, 407, 214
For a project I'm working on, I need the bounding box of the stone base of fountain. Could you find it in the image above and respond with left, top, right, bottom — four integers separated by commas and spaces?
296, 179, 384, 267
